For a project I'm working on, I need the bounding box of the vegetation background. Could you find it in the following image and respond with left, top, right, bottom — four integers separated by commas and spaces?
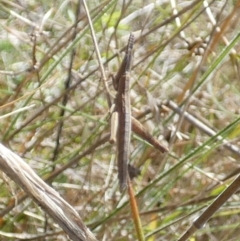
0, 0, 240, 240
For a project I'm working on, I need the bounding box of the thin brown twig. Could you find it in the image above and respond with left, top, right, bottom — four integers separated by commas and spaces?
51, 0, 81, 163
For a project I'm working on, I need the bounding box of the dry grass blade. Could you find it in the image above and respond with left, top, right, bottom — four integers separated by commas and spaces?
0, 144, 97, 241
82, 0, 112, 107
166, 100, 240, 156
177, 174, 240, 241
0, 133, 110, 220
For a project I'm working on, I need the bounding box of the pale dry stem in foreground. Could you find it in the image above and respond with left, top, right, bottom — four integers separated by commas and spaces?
0, 144, 97, 241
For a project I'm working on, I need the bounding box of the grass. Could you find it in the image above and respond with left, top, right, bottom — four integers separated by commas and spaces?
0, 0, 240, 240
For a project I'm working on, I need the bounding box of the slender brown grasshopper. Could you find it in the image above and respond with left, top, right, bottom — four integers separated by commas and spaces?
110, 34, 134, 191
110, 33, 168, 191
